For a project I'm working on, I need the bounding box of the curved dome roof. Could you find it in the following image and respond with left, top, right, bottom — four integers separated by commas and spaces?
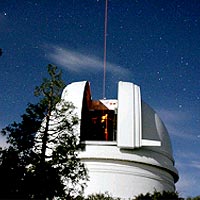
141, 101, 178, 182
142, 101, 173, 158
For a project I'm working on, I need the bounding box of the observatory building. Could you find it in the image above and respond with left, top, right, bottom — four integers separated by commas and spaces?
61, 81, 179, 199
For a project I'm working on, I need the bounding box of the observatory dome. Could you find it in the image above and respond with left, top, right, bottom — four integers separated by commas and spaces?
61, 81, 179, 199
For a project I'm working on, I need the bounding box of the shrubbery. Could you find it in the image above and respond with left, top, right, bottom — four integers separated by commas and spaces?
75, 191, 200, 200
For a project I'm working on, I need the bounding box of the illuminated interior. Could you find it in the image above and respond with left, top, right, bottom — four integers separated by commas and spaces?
81, 83, 117, 142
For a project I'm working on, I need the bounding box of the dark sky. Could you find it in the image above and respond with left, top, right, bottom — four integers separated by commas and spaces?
0, 0, 200, 197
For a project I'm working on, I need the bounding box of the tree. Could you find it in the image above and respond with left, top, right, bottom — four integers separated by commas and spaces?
85, 192, 120, 200
186, 197, 200, 200
0, 102, 46, 199
133, 191, 183, 200
31, 64, 87, 199
75, 191, 185, 200
0, 64, 87, 199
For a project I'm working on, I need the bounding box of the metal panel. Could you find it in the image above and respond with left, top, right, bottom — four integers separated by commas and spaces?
117, 81, 142, 148
134, 84, 142, 147
61, 81, 88, 119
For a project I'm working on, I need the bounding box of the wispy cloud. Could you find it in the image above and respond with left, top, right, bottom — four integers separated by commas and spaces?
157, 109, 188, 123
176, 172, 199, 197
175, 158, 200, 197
175, 151, 200, 161
0, 124, 8, 148
0, 137, 8, 148
45, 44, 129, 76
157, 108, 200, 197
156, 108, 198, 140
190, 161, 200, 169
176, 155, 200, 171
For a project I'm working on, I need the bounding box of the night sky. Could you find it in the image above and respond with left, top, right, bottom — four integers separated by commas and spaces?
0, 0, 199, 197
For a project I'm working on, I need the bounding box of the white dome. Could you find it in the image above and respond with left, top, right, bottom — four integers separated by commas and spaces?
62, 81, 179, 199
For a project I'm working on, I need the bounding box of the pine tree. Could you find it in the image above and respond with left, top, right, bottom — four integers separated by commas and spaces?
0, 64, 87, 199
0, 102, 46, 199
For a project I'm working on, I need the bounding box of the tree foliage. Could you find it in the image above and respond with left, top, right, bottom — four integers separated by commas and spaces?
0, 64, 87, 199
186, 197, 200, 200
75, 191, 200, 200
133, 191, 183, 200
0, 102, 46, 199
85, 192, 120, 200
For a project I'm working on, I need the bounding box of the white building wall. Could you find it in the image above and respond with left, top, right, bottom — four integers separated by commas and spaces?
80, 143, 176, 199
